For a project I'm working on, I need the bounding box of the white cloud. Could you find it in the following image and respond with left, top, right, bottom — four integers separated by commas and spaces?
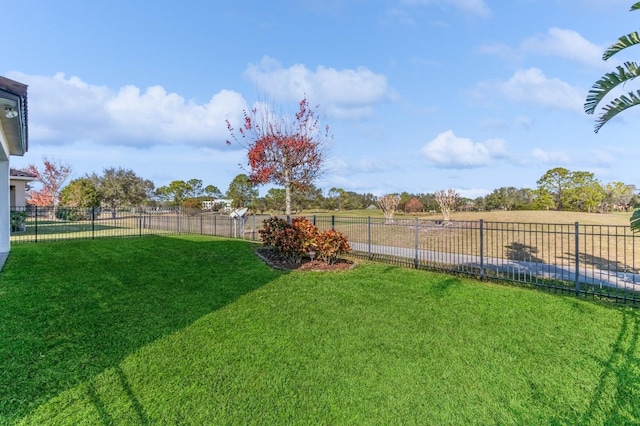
457, 187, 490, 199
531, 148, 570, 164
399, 0, 491, 18
244, 56, 395, 119
476, 43, 520, 62
105, 86, 245, 145
328, 157, 392, 174
479, 28, 606, 70
383, 8, 416, 25
588, 146, 624, 167
496, 68, 584, 112
318, 174, 370, 193
7, 71, 247, 148
421, 130, 508, 168
520, 28, 604, 68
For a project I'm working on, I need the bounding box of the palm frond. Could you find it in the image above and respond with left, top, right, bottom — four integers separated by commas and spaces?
632, 2, 640, 11
631, 204, 640, 232
584, 62, 640, 114
594, 90, 640, 133
603, 32, 640, 60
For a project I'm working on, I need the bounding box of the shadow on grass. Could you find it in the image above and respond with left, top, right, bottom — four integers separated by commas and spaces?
0, 235, 283, 423
86, 366, 149, 425
575, 252, 640, 275
505, 242, 544, 263
577, 309, 640, 424
430, 277, 464, 298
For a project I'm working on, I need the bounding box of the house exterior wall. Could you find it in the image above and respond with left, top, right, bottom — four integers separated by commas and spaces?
0, 126, 9, 251
0, 120, 9, 162
0, 160, 9, 252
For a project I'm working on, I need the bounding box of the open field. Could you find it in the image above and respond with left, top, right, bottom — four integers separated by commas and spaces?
308, 209, 634, 226
1, 235, 638, 424
307, 213, 640, 287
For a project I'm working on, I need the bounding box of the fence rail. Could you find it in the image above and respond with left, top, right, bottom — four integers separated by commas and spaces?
9, 206, 267, 243
10, 207, 640, 304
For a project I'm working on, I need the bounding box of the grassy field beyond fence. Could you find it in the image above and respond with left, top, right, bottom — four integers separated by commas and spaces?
1, 235, 639, 424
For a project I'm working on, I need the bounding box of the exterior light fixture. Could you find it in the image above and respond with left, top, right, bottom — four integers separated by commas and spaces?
4, 105, 18, 119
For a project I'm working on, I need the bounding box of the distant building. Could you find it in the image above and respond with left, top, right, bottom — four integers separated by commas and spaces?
10, 168, 36, 208
202, 199, 233, 212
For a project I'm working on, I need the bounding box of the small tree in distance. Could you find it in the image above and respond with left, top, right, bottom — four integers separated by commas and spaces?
435, 189, 459, 222
26, 158, 72, 207
226, 173, 259, 209
28, 158, 70, 221
204, 184, 222, 200
90, 167, 154, 217
59, 178, 101, 208
226, 98, 330, 218
378, 194, 400, 224
405, 197, 424, 214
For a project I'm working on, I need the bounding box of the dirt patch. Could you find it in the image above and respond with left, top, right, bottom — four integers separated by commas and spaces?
255, 247, 355, 271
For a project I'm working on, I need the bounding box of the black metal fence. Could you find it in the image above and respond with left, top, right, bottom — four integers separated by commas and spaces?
10, 207, 640, 304
9, 206, 265, 244
310, 216, 640, 304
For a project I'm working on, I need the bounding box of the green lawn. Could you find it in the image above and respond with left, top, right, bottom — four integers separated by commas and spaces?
1, 235, 638, 424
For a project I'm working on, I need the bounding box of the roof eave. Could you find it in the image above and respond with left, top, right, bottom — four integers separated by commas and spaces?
0, 77, 28, 156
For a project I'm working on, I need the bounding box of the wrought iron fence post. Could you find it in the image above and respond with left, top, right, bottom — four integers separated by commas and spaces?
178, 207, 182, 234
414, 217, 419, 268
480, 219, 484, 279
139, 208, 143, 237
91, 206, 96, 239
312, 215, 316, 226
200, 215, 203, 235
34, 205, 38, 243
331, 215, 335, 231
252, 214, 256, 241
367, 216, 372, 260
575, 222, 580, 296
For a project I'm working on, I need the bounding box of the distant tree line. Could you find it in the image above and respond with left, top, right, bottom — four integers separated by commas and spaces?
26, 162, 638, 216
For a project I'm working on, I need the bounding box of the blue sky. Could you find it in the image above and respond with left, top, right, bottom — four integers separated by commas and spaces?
4, 0, 640, 198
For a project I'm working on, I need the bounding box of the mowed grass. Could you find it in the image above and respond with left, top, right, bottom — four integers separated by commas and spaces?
1, 236, 639, 424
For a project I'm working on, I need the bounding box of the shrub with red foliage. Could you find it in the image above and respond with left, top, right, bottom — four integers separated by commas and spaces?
258, 216, 351, 265
291, 217, 319, 253
259, 217, 305, 264
315, 229, 351, 265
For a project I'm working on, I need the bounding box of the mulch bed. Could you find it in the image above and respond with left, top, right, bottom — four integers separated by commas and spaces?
255, 247, 355, 271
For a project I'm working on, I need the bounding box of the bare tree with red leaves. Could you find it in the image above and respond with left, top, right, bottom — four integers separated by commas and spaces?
226, 98, 331, 218
26, 158, 72, 207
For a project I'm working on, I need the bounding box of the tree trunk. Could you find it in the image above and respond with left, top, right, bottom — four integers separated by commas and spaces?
284, 166, 292, 221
